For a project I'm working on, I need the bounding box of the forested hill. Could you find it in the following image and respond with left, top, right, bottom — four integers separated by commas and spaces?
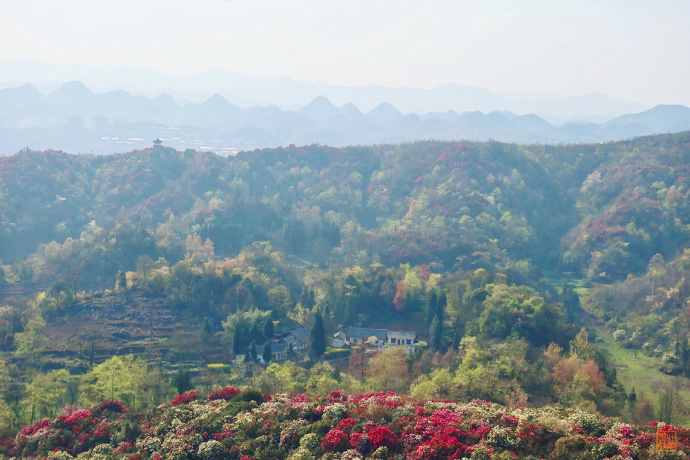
1, 132, 689, 289
1, 132, 690, 441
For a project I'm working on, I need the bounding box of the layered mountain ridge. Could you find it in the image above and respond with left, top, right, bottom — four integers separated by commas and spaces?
1, 81, 689, 155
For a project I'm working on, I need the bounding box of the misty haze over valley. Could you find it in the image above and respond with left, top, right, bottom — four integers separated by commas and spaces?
2, 2, 690, 458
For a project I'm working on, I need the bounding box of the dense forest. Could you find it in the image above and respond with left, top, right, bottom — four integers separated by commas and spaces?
1, 132, 690, 458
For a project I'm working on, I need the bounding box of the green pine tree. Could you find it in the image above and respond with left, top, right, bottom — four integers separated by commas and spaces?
173, 368, 192, 395
262, 342, 272, 364
310, 313, 326, 360
263, 318, 274, 341
425, 290, 438, 325
451, 322, 462, 350
429, 315, 442, 351
232, 324, 243, 356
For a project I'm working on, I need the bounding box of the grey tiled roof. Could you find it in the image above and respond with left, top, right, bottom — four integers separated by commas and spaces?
347, 327, 388, 341
269, 340, 289, 353
289, 327, 310, 341
388, 330, 417, 340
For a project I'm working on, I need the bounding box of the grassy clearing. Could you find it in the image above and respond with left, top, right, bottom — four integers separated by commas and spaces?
595, 325, 690, 426
547, 273, 690, 424
596, 326, 667, 396
544, 271, 592, 297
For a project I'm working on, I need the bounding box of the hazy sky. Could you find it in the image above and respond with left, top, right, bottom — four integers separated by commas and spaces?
1, 0, 689, 105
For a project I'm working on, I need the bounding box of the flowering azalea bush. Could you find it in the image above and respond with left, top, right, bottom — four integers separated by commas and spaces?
321, 428, 349, 451
171, 389, 199, 406
367, 425, 398, 449
91, 400, 128, 417
207, 387, 241, 401
2, 391, 690, 459
8, 402, 133, 458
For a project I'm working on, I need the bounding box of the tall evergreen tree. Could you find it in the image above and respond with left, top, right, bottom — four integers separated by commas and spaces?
437, 292, 447, 318
429, 315, 442, 351
232, 324, 243, 356
249, 320, 262, 343
263, 318, 274, 341
173, 368, 192, 395
262, 342, 272, 364
560, 283, 581, 319
425, 290, 438, 325
451, 322, 462, 350
310, 313, 327, 360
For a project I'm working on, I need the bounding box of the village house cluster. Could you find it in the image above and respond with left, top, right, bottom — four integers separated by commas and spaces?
237, 326, 421, 364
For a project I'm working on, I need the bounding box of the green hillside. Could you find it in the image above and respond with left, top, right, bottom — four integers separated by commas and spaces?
1, 133, 690, 445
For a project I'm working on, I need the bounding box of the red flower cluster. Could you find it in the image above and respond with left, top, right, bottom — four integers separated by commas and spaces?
518, 424, 538, 439
63, 409, 93, 425
618, 425, 634, 438
171, 390, 199, 406
349, 431, 368, 450
321, 428, 349, 451
56, 409, 94, 435
213, 431, 233, 440
292, 393, 309, 403
19, 419, 50, 438
9, 401, 134, 457
207, 387, 241, 401
405, 408, 477, 459
347, 391, 403, 408
335, 417, 356, 432
368, 425, 398, 448
328, 390, 346, 402
501, 415, 519, 427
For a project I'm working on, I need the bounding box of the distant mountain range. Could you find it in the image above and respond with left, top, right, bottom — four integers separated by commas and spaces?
0, 59, 650, 120
0, 80, 689, 156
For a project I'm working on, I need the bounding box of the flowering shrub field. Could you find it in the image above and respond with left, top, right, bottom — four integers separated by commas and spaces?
1, 390, 689, 459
